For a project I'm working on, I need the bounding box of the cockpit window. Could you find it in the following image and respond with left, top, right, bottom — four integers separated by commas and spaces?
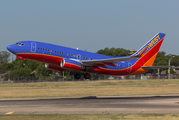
16, 43, 24, 46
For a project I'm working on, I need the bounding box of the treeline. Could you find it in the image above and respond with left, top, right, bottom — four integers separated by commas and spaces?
0, 48, 179, 79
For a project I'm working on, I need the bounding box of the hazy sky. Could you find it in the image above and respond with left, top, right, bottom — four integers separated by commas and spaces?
1, 0, 179, 55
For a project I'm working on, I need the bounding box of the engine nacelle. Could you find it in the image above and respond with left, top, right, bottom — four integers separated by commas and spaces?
60, 59, 84, 71
45, 63, 64, 72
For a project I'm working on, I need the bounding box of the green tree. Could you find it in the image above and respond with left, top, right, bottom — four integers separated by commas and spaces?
0, 51, 11, 64
8, 67, 35, 77
35, 62, 55, 76
169, 55, 179, 67
153, 51, 168, 66
0, 62, 13, 74
3, 59, 40, 77
97, 47, 130, 57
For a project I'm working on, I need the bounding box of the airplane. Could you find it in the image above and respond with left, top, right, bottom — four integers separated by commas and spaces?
7, 33, 166, 79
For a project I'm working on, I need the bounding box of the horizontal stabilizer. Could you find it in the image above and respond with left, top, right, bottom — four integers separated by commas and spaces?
142, 66, 173, 69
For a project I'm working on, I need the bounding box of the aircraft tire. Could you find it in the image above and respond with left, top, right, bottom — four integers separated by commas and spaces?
22, 61, 26, 67
84, 73, 91, 79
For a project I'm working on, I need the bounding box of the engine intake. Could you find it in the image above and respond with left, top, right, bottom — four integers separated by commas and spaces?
60, 59, 83, 71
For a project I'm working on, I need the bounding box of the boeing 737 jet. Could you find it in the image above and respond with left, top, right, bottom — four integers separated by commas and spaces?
7, 33, 166, 79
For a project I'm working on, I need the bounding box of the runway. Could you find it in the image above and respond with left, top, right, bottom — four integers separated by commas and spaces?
1, 95, 179, 114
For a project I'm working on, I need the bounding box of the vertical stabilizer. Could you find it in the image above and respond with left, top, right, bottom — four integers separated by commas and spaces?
134, 33, 165, 66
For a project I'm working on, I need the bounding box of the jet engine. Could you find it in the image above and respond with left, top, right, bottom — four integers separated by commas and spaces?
45, 63, 64, 72
60, 59, 84, 71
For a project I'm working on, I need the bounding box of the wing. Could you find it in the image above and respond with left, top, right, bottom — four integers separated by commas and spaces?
81, 56, 137, 67
80, 45, 148, 68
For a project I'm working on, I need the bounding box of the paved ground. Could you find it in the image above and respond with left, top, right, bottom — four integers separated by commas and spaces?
1, 95, 179, 114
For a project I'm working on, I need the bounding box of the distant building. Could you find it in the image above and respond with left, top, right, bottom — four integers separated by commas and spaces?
129, 50, 137, 55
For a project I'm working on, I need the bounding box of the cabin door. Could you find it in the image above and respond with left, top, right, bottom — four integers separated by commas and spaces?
31, 42, 36, 53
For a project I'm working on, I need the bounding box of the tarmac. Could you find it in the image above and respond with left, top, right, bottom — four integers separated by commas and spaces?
1, 95, 179, 114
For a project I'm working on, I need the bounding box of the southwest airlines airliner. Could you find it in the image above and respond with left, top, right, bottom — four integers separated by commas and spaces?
7, 33, 166, 79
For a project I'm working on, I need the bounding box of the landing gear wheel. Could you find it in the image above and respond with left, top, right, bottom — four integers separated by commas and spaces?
84, 73, 91, 79
22, 61, 26, 67
74, 73, 81, 79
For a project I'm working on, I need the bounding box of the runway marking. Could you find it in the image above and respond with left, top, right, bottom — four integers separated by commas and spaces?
5, 112, 15, 115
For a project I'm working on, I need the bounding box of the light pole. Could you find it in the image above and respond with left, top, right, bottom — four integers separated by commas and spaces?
63, 71, 64, 81
168, 56, 175, 79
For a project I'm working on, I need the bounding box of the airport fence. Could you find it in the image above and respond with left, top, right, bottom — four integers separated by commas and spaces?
0, 74, 179, 83
0, 75, 111, 83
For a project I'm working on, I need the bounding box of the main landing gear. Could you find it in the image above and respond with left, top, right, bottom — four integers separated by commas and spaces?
74, 73, 81, 79
22, 60, 26, 67
84, 73, 91, 79
74, 73, 91, 80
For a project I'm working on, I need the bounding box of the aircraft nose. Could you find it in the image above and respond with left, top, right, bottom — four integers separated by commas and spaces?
7, 45, 16, 53
6, 45, 11, 51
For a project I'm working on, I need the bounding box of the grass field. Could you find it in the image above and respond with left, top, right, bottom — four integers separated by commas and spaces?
1, 79, 179, 119
1, 114, 179, 120
1, 79, 179, 98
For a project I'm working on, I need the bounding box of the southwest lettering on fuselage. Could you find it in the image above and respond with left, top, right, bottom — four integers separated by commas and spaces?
6, 33, 166, 79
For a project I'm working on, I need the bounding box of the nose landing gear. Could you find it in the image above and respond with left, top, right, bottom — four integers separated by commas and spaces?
22, 60, 26, 67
